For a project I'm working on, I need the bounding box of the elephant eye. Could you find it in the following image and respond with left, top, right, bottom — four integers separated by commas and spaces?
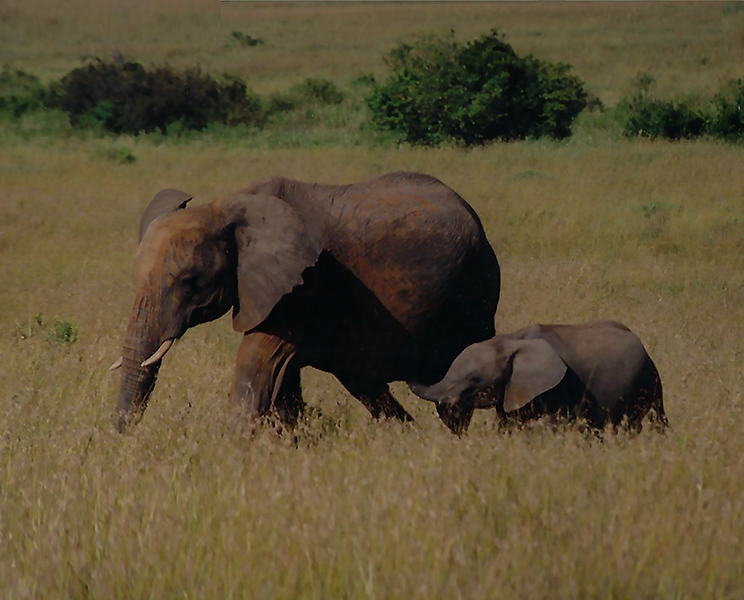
181, 275, 200, 292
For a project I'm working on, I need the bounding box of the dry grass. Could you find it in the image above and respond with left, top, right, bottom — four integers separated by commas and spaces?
221, 1, 738, 101
1, 3, 744, 599
1, 0, 740, 101
2, 139, 743, 599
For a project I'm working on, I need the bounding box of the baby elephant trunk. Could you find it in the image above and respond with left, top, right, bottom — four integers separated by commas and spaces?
409, 380, 457, 405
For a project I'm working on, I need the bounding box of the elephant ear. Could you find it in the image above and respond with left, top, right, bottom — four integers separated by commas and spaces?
229, 193, 324, 332
503, 338, 567, 412
139, 189, 194, 242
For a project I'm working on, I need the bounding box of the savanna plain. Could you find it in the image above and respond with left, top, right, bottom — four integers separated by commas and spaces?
1, 2, 743, 598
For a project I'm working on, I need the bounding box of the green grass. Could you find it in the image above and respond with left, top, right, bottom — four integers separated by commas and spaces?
1, 2, 744, 598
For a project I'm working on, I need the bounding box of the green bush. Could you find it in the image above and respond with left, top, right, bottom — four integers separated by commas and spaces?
50, 59, 267, 135
618, 72, 744, 142
622, 95, 709, 140
267, 78, 344, 114
0, 66, 48, 117
365, 30, 587, 146
297, 78, 344, 105
710, 79, 744, 142
232, 31, 265, 47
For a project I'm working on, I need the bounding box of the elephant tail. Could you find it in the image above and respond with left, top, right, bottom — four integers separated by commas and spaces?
648, 358, 669, 431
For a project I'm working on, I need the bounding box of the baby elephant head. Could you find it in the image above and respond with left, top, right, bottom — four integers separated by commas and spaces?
410, 337, 567, 413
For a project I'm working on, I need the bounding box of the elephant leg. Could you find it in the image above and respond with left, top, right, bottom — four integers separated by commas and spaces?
375, 388, 414, 422
273, 361, 305, 428
648, 395, 669, 431
436, 398, 474, 436
618, 360, 667, 434
337, 377, 413, 422
231, 331, 300, 424
647, 361, 669, 431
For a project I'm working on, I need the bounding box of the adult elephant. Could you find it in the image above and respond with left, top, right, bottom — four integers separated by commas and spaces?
111, 172, 500, 433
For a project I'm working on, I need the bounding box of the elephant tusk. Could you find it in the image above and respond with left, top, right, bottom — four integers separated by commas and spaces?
141, 339, 174, 368
109, 357, 123, 371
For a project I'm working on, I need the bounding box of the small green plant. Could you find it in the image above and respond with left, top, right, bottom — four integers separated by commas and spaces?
641, 201, 669, 240
18, 314, 45, 340
51, 319, 79, 344
99, 146, 137, 164
231, 31, 265, 47
641, 201, 665, 219
365, 29, 587, 146
584, 91, 604, 113
630, 71, 657, 95
515, 169, 547, 180
18, 315, 78, 344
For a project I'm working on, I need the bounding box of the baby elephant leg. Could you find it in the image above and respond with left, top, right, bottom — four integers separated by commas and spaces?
613, 359, 667, 433
637, 359, 668, 431
436, 398, 474, 436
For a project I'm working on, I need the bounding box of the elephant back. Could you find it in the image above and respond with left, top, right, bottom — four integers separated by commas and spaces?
540, 321, 650, 409
323, 174, 495, 330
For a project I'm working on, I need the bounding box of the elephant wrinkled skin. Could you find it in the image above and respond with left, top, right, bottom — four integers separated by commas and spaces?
411, 320, 667, 434
113, 172, 500, 433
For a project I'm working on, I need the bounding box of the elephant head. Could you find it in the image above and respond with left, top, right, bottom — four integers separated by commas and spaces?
410, 336, 567, 413
112, 189, 323, 431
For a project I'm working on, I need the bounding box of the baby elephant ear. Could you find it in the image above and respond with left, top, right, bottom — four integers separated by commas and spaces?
138, 189, 194, 242
230, 193, 324, 333
503, 338, 567, 412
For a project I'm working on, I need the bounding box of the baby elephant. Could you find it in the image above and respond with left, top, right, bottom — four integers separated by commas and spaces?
410, 320, 667, 435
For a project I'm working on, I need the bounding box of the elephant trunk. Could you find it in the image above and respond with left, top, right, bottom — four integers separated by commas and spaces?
115, 296, 164, 432
409, 380, 454, 404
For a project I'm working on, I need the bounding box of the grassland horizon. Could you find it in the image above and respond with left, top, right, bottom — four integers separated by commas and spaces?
1, 3, 743, 599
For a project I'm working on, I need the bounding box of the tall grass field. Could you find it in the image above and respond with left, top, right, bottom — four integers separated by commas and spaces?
1, 2, 743, 598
